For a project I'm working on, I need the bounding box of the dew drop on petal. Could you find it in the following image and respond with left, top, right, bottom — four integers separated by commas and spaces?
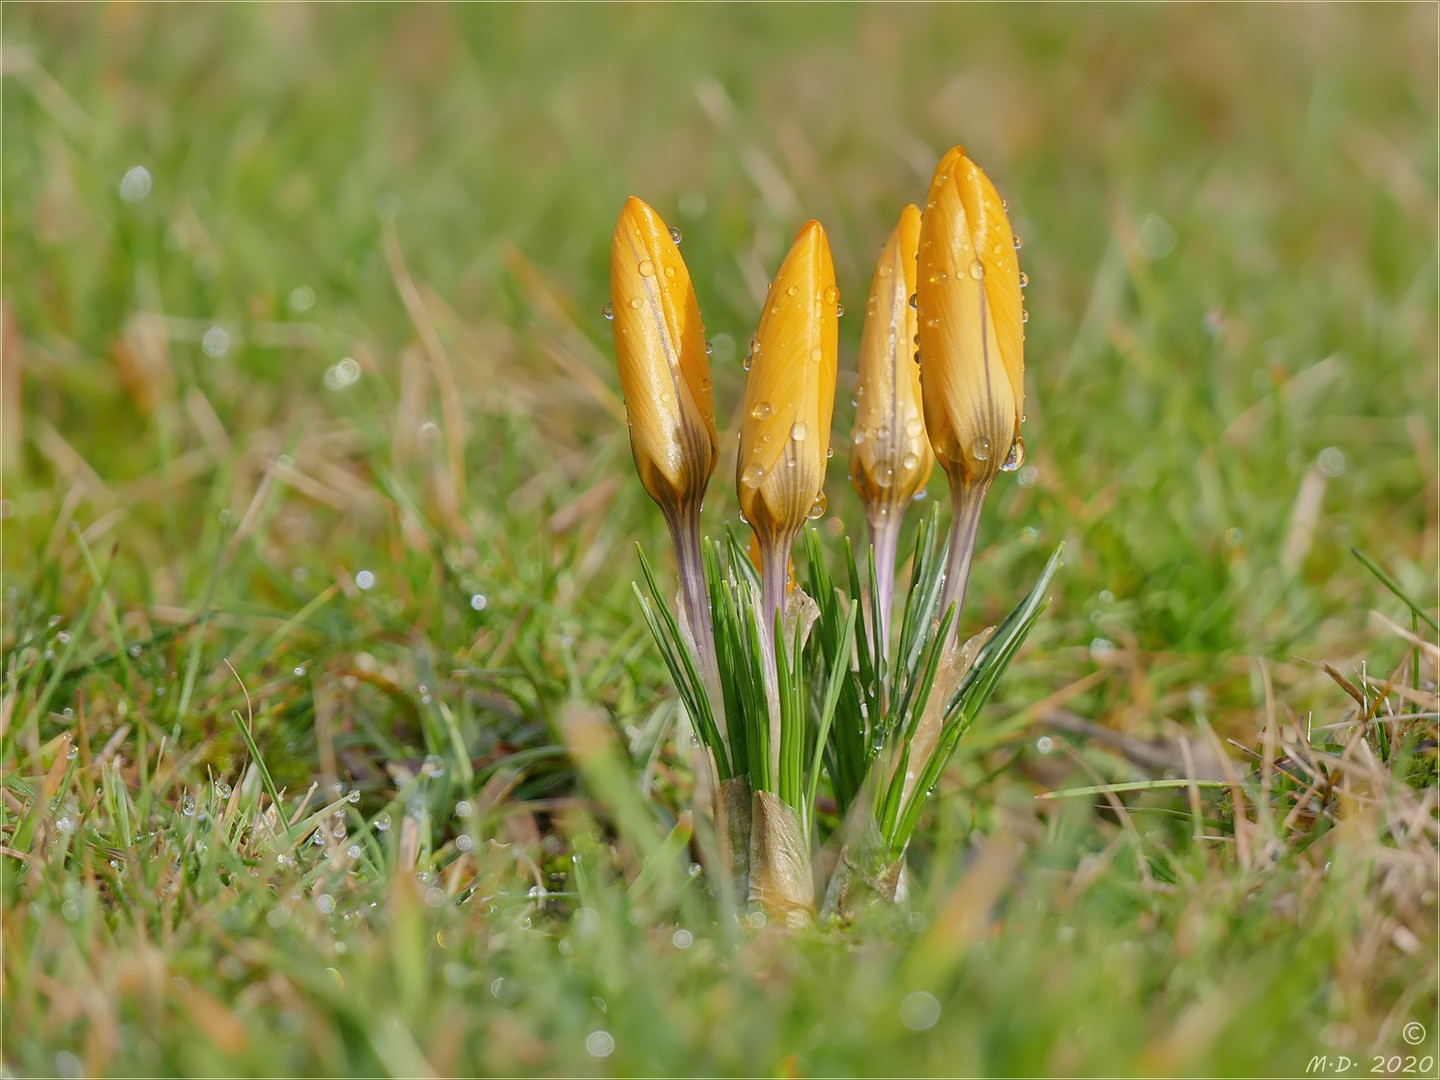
601, 301, 614, 320
1018, 271, 1029, 288
971, 436, 992, 462
968, 259, 985, 280
904, 417, 924, 439
790, 422, 807, 441
1001, 436, 1026, 472
741, 463, 765, 486
808, 492, 827, 520
630, 297, 642, 309
638, 259, 656, 277
668, 225, 683, 244
751, 401, 772, 421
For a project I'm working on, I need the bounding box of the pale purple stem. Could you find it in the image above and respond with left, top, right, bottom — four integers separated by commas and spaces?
866, 511, 902, 659
667, 502, 722, 732
938, 478, 991, 645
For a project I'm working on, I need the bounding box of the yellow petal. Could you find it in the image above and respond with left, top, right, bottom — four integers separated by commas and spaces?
611, 196, 718, 514
850, 204, 934, 515
736, 220, 838, 548
916, 147, 1025, 485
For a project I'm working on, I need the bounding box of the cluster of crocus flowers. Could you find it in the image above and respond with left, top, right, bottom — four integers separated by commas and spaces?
611, 144, 1035, 924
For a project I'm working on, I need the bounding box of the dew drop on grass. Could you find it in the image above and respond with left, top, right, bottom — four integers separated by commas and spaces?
215, 782, 232, 798
899, 990, 941, 1031
422, 755, 445, 778
181, 796, 196, 817
347, 844, 362, 858
672, 927, 694, 949
119, 165, 152, 202
1035, 736, 1054, 754
470, 593, 488, 611
354, 569, 375, 590
601, 301, 614, 320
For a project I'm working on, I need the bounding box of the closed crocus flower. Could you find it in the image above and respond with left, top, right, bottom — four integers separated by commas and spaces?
851, 204, 934, 646
611, 195, 721, 696
915, 147, 1026, 630
736, 220, 839, 629
611, 196, 719, 515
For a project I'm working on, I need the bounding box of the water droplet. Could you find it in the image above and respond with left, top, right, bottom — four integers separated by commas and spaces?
1018, 271, 1029, 288
823, 285, 840, 304
630, 297, 642, 309
902, 451, 920, 470
668, 225, 683, 244
751, 401, 772, 421
742, 354, 753, 371
638, 259, 656, 277
971, 436, 992, 462
1013, 235, 1024, 250
790, 422, 807, 441
968, 259, 985, 280
905, 417, 924, 439
182, 796, 196, 816
741, 463, 765, 486
601, 301, 614, 320
346, 789, 361, 803
705, 340, 714, 355
422, 755, 445, 778
1001, 436, 1026, 472
836, 303, 845, 317
810, 346, 823, 363
586, 1030, 615, 1059
119, 165, 152, 202
899, 990, 941, 1031
1021, 310, 1030, 324
851, 427, 866, 446
786, 284, 799, 297
215, 782, 232, 798
808, 493, 827, 520
908, 293, 918, 309
672, 928, 694, 948
913, 350, 921, 364
374, 812, 392, 832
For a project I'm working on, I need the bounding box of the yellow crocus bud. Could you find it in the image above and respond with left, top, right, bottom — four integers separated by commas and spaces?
915, 147, 1026, 629
917, 146, 1025, 486
610, 196, 719, 516
736, 220, 839, 625
851, 204, 934, 515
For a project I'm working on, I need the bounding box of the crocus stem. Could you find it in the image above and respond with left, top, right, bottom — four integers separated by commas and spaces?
759, 533, 791, 790
866, 511, 901, 659
938, 477, 991, 645
667, 502, 724, 741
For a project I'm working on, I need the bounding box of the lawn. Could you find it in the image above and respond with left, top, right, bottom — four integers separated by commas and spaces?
3, 4, 1436, 1077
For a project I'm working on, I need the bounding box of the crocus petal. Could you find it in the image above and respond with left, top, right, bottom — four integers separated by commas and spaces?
851, 203, 934, 514
611, 196, 718, 514
736, 220, 839, 546
916, 147, 1025, 484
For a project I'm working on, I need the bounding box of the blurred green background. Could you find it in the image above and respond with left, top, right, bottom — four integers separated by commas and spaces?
2, 4, 1436, 1076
